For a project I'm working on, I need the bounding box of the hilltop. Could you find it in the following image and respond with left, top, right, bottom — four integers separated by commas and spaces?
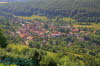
0, 0, 28, 2
0, 0, 100, 22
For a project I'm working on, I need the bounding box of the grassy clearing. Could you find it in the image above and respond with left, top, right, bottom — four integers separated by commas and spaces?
60, 17, 76, 22
18, 15, 76, 23
67, 52, 82, 57
18, 15, 48, 21
7, 44, 30, 51
73, 23, 100, 29
0, 64, 17, 66
47, 52, 58, 57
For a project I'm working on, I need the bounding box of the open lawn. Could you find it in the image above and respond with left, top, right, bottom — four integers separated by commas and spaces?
18, 15, 76, 23
7, 44, 30, 51
73, 23, 100, 29
60, 17, 76, 22
18, 15, 48, 21
0, 64, 17, 66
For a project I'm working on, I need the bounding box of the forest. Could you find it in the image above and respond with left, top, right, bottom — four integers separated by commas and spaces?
0, 0, 100, 22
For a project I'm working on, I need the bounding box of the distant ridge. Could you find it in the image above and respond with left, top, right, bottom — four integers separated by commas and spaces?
0, 0, 29, 2
0, 0, 100, 22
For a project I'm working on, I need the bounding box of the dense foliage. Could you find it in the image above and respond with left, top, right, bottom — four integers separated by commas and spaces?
0, 0, 28, 2
0, 27, 7, 48
0, 0, 100, 22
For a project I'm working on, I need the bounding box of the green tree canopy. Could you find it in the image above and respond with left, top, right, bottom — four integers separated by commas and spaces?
0, 27, 7, 48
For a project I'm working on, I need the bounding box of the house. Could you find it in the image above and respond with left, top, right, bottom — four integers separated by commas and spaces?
78, 37, 84, 41
27, 36, 33, 40
50, 26, 57, 30
60, 26, 67, 28
68, 43, 73, 46
19, 33, 25, 38
50, 31, 63, 37
72, 28, 79, 32
25, 40, 29, 45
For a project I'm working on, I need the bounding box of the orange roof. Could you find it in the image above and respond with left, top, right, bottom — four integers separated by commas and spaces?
27, 36, 33, 40
72, 28, 79, 32
19, 33, 25, 38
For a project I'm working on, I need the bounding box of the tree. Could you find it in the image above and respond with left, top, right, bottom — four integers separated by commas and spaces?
27, 48, 47, 65
0, 28, 7, 48
40, 56, 57, 66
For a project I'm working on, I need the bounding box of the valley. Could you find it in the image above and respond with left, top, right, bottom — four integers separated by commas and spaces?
0, 0, 100, 66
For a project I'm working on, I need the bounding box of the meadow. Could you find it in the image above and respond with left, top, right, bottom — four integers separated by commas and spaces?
18, 15, 100, 29
18, 15, 76, 23
18, 15, 48, 22
73, 23, 100, 29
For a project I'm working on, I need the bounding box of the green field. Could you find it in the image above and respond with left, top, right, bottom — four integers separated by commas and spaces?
18, 15, 76, 23
0, 64, 17, 66
18, 15, 48, 21
73, 23, 100, 29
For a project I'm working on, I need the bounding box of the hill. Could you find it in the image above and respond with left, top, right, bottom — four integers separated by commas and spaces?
0, 0, 28, 2
0, 0, 100, 22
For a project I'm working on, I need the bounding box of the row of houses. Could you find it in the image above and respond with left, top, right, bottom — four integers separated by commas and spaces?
16, 21, 67, 39
14, 20, 88, 45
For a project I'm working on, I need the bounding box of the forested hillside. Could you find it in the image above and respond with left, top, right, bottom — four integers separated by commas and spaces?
0, 0, 100, 22
0, 0, 28, 2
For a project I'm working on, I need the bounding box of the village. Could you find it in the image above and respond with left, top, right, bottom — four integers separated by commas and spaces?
9, 19, 90, 45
